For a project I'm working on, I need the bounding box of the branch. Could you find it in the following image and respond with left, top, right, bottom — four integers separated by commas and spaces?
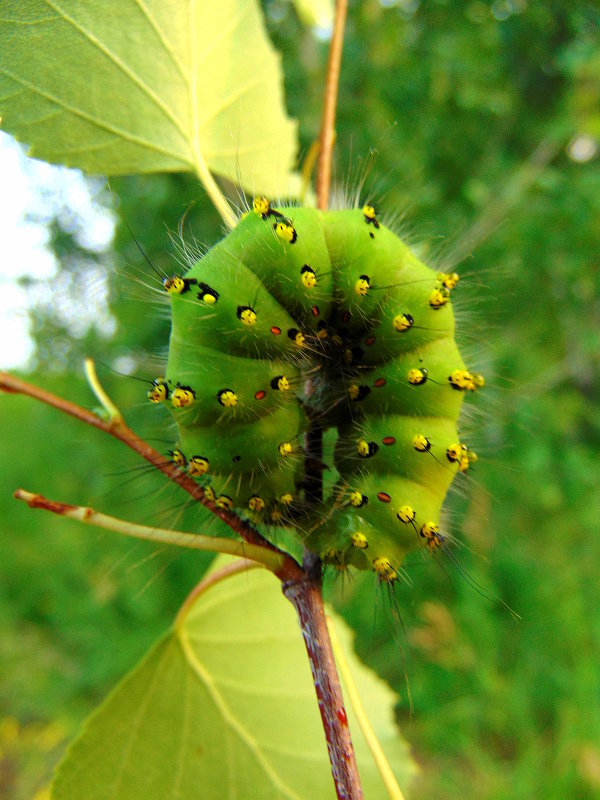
0, 370, 298, 579
304, 406, 324, 505
316, 0, 348, 210
446, 137, 562, 267
13, 489, 287, 574
292, 4, 361, 793
327, 616, 406, 800
283, 554, 363, 800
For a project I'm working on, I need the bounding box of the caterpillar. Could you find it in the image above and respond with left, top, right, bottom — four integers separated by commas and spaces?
149, 200, 482, 582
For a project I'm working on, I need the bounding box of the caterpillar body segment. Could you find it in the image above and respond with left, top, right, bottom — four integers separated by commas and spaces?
339, 337, 467, 420
158, 201, 481, 579
168, 245, 302, 360
324, 210, 426, 334
165, 345, 301, 425
223, 208, 335, 330
212, 469, 301, 526
176, 403, 304, 479
335, 415, 461, 483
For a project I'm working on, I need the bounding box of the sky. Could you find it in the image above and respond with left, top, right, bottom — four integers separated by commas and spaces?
0, 132, 115, 370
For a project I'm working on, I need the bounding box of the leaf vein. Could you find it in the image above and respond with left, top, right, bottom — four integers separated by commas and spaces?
177, 626, 304, 800
43, 0, 189, 141
193, 0, 251, 72
132, 0, 190, 84
197, 74, 265, 130
0, 66, 191, 167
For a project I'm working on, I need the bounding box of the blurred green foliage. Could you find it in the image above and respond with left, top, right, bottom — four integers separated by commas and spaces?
1, 1, 599, 798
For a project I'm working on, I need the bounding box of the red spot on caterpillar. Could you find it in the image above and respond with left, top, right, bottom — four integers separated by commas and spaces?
374, 378, 386, 388
254, 390, 266, 400
271, 326, 281, 335
365, 336, 376, 346
382, 436, 396, 446
311, 305, 319, 317
337, 708, 348, 726
341, 311, 351, 323
377, 491, 391, 503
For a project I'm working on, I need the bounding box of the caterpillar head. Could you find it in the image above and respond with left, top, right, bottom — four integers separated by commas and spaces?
151, 201, 482, 581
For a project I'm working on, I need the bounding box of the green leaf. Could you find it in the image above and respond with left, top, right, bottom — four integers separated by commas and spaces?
51, 562, 416, 800
290, 0, 334, 30
0, 0, 298, 199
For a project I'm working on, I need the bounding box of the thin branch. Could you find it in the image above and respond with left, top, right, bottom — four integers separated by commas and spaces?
13, 489, 287, 574
295, 4, 358, 792
283, 554, 363, 800
0, 370, 298, 579
316, 0, 348, 210
327, 616, 406, 800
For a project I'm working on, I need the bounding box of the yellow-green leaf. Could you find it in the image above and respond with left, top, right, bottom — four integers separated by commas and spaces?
0, 0, 298, 205
290, 0, 334, 30
51, 562, 416, 799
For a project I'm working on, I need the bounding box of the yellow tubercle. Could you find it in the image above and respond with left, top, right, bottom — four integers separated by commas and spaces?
373, 557, 397, 582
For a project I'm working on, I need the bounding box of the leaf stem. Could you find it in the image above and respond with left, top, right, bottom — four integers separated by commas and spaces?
316, 0, 348, 210
191, 147, 237, 229
13, 489, 287, 573
283, 553, 363, 800
84, 357, 123, 423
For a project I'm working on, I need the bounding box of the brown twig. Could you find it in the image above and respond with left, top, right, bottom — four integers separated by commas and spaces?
0, 371, 298, 579
316, 0, 348, 210
283, 553, 363, 800
299, 2, 363, 794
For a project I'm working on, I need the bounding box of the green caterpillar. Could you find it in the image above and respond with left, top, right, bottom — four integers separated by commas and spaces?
149, 199, 483, 582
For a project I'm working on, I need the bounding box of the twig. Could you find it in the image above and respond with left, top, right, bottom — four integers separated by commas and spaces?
0, 370, 296, 578
294, 2, 362, 795
327, 616, 406, 800
445, 137, 561, 267
316, 0, 348, 210
13, 489, 287, 574
283, 553, 363, 800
